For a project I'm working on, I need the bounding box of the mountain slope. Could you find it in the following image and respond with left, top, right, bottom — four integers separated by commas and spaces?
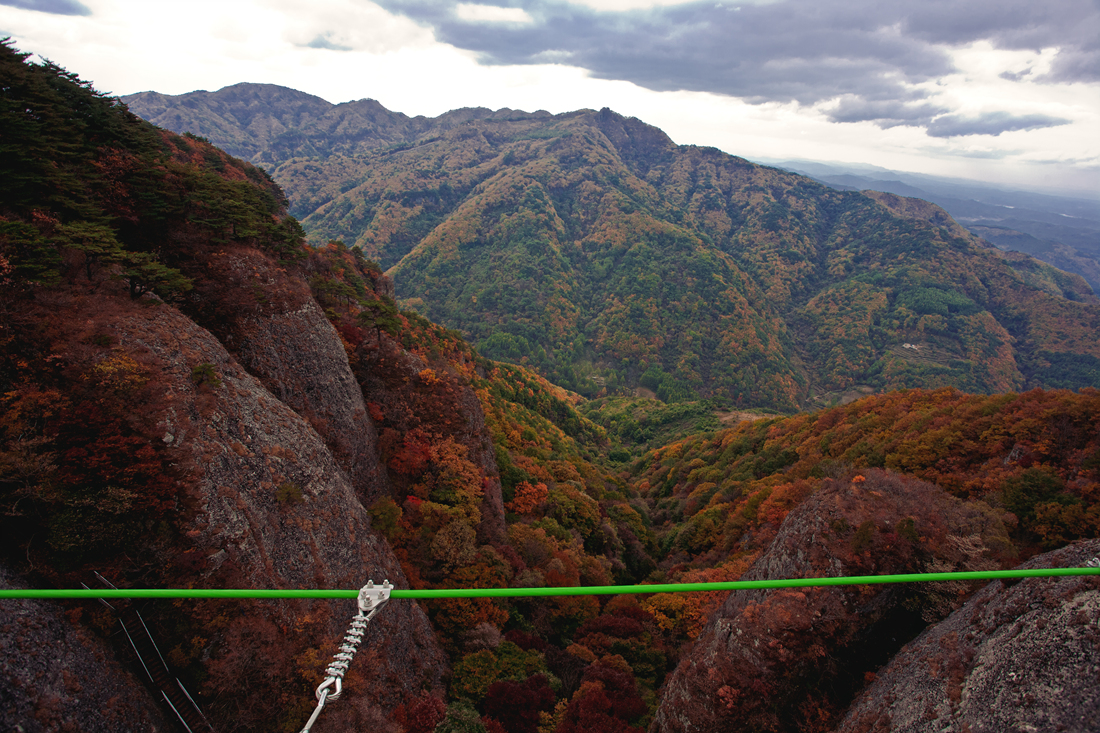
768, 158, 1100, 294
127, 85, 1100, 409
0, 43, 454, 730
293, 109, 1100, 408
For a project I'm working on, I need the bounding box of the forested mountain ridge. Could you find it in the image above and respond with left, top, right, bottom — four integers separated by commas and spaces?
124, 82, 551, 173
6, 49, 1100, 733
128, 85, 1100, 410
769, 158, 1100, 294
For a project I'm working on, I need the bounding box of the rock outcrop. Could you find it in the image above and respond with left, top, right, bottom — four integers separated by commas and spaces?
652, 470, 1011, 733
836, 538, 1100, 733
111, 299, 449, 728
0, 565, 169, 733
182, 244, 391, 505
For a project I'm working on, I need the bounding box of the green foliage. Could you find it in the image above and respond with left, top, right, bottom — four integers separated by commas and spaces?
581, 397, 722, 454
1001, 468, 1071, 524
1029, 351, 1100, 390
449, 642, 547, 704
57, 221, 124, 278
851, 520, 876, 552
275, 481, 303, 505
895, 286, 979, 317
122, 251, 192, 299
546, 484, 601, 540
367, 497, 402, 540
435, 704, 487, 733
190, 362, 221, 389
0, 39, 305, 304
358, 298, 402, 340
0, 219, 60, 284
479, 331, 534, 361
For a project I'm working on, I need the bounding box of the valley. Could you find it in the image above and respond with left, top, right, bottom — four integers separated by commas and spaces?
2, 44, 1099, 733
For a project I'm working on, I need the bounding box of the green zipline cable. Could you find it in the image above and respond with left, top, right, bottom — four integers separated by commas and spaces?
1, 567, 1097, 600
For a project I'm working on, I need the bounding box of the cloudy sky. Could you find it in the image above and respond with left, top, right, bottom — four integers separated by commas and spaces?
3, 0, 1098, 195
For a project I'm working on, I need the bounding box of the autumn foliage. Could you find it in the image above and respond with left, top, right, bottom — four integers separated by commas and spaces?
5, 38, 1100, 733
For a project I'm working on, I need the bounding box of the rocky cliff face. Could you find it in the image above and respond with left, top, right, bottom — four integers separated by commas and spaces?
0, 565, 169, 733
88, 291, 448, 730
182, 243, 391, 505
836, 538, 1100, 733
2, 251, 496, 730
651, 470, 1012, 733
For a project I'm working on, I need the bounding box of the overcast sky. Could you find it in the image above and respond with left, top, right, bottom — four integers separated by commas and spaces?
3, 0, 1098, 196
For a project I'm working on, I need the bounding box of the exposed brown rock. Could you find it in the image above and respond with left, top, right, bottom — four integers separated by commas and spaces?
836, 538, 1100, 733
0, 565, 169, 733
183, 245, 391, 505
652, 470, 1011, 733
108, 301, 448, 729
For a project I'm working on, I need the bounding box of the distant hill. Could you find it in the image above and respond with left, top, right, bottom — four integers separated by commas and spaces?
124, 83, 552, 174
126, 84, 1100, 410
764, 159, 1100, 294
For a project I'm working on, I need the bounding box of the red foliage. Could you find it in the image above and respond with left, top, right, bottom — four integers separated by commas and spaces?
51, 403, 176, 513
504, 629, 549, 652
483, 675, 555, 733
388, 431, 433, 477
579, 663, 647, 723
392, 691, 446, 733
556, 686, 644, 733
482, 717, 508, 733
335, 319, 366, 348
575, 615, 645, 641
603, 596, 654, 624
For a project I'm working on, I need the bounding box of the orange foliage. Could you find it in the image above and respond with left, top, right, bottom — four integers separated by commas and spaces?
507, 481, 549, 515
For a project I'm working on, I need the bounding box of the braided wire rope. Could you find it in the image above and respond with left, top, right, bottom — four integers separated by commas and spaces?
3, 566, 1099, 601
4, 565, 1098, 731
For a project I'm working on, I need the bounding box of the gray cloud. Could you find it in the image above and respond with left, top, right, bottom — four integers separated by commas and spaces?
827, 97, 949, 128
926, 112, 1071, 138
377, 0, 1098, 132
899, 2, 1100, 84
0, 0, 90, 15
303, 34, 353, 51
